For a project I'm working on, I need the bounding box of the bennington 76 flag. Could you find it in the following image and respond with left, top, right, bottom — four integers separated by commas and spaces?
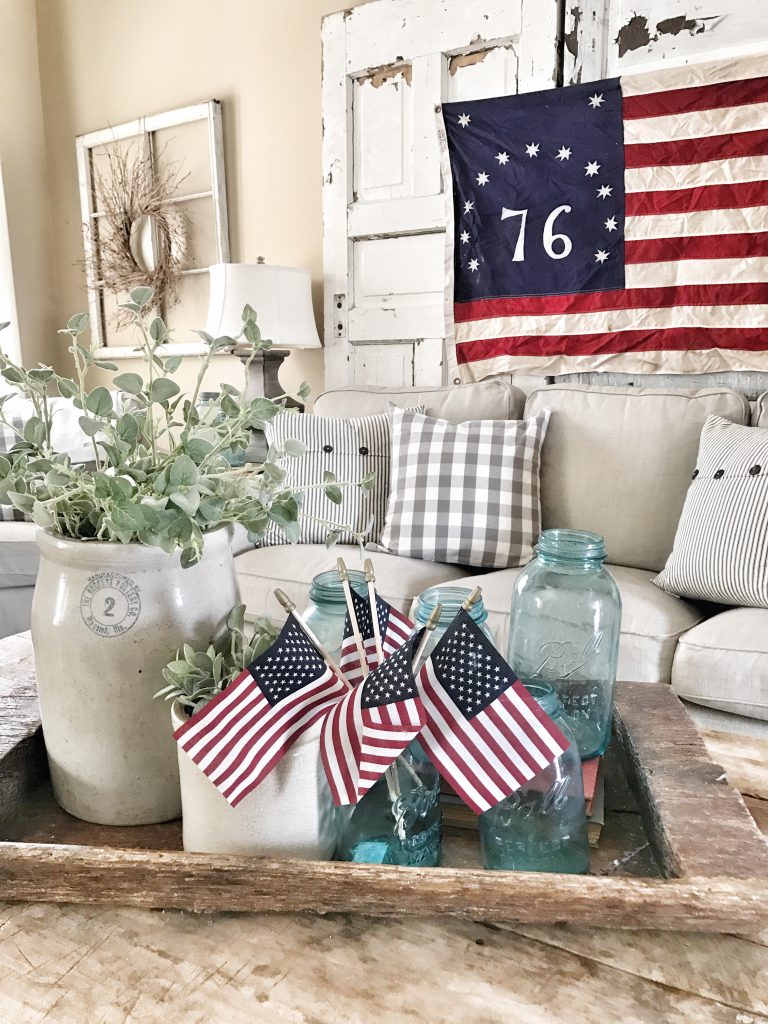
339, 585, 413, 686
440, 53, 768, 382
322, 630, 426, 806
174, 617, 347, 807
417, 610, 568, 814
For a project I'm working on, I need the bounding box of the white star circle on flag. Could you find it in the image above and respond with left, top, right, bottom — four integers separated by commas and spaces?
585, 160, 600, 177
594, 249, 609, 263
597, 184, 613, 199
458, 113, 471, 127
460, 230, 470, 244
589, 93, 605, 108
468, 258, 480, 272
495, 151, 509, 165
525, 142, 540, 158
556, 146, 572, 161
476, 171, 489, 186
604, 216, 618, 232
463, 199, 474, 213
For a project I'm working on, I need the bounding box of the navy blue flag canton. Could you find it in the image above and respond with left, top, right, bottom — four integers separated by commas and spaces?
442, 79, 626, 302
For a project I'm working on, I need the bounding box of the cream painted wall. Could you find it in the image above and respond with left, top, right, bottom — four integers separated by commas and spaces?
34, 0, 367, 400
0, 0, 56, 369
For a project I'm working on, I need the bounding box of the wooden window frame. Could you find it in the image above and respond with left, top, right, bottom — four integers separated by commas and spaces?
75, 100, 229, 358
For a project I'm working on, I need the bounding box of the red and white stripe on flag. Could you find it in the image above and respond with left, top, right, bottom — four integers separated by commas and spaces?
339, 603, 413, 686
174, 666, 347, 807
449, 52, 768, 381
417, 661, 569, 815
321, 675, 425, 806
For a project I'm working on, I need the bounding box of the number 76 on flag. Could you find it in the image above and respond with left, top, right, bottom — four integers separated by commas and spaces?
500, 205, 572, 262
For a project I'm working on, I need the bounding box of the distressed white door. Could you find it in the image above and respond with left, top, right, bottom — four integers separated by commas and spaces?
322, 0, 562, 389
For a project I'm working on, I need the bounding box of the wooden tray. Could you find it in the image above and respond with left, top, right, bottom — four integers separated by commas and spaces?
0, 634, 766, 933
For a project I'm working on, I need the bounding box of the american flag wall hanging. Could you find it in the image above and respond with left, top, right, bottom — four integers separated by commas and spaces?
438, 53, 768, 382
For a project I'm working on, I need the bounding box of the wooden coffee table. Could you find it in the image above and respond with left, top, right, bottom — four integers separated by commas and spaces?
0, 631, 766, 932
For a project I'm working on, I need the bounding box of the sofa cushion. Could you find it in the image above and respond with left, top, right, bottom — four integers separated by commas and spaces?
235, 544, 472, 622
671, 608, 768, 721
653, 416, 768, 607
524, 385, 750, 572
417, 563, 707, 685
312, 380, 524, 423
755, 392, 768, 429
681, 701, 768, 741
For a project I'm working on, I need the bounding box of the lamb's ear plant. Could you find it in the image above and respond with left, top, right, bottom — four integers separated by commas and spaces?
0, 288, 374, 566
155, 603, 279, 714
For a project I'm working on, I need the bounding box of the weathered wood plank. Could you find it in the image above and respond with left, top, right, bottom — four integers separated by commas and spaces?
0, 843, 765, 932
0, 632, 45, 819
614, 683, 768, 879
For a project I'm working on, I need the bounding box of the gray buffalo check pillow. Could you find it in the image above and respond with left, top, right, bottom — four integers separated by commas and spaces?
378, 406, 550, 568
262, 407, 422, 546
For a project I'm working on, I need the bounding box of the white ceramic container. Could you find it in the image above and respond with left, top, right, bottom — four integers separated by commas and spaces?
31, 526, 239, 826
172, 703, 339, 859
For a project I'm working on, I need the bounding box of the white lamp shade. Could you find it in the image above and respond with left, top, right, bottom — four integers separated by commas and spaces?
206, 263, 321, 349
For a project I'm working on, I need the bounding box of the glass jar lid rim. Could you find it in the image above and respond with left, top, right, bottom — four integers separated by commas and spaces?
536, 528, 606, 559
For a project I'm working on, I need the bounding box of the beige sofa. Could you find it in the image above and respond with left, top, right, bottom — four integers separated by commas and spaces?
235, 379, 768, 740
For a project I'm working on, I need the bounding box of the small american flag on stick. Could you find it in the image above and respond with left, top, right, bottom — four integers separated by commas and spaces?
321, 630, 426, 805
174, 616, 347, 807
418, 609, 569, 814
339, 586, 413, 685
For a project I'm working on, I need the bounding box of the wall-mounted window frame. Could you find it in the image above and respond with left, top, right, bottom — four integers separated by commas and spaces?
75, 100, 229, 358
0, 162, 21, 364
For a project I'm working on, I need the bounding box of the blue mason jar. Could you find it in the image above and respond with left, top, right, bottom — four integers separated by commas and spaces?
479, 682, 589, 873
325, 575, 442, 866
302, 569, 368, 662
413, 585, 494, 654
507, 529, 621, 759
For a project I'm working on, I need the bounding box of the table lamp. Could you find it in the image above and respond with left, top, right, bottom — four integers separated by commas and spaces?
206, 260, 321, 402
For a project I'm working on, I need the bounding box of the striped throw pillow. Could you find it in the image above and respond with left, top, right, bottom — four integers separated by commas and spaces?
378, 407, 550, 569
653, 416, 768, 607
262, 409, 418, 546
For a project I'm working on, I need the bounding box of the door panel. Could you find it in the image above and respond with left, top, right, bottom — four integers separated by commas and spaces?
322, 0, 562, 389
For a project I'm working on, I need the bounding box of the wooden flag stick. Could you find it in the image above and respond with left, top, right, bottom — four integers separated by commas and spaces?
337, 558, 369, 680
274, 589, 351, 690
364, 559, 385, 664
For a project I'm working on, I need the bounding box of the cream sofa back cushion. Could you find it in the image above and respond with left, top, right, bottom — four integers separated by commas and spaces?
755, 392, 768, 428
313, 380, 524, 424
524, 385, 750, 572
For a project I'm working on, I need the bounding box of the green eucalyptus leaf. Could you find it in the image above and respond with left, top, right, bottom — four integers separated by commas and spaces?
23, 417, 46, 447
241, 304, 257, 322
130, 286, 154, 307
149, 378, 180, 404
180, 545, 201, 569
31, 500, 55, 528
324, 484, 343, 505
78, 416, 102, 438
169, 488, 200, 516
1, 367, 23, 384
94, 360, 119, 371
86, 387, 113, 417
165, 355, 182, 374
281, 439, 306, 458
111, 502, 148, 533
8, 491, 34, 513
113, 372, 144, 395
57, 377, 79, 399
149, 317, 167, 343
185, 438, 214, 464
169, 455, 199, 487
67, 313, 89, 334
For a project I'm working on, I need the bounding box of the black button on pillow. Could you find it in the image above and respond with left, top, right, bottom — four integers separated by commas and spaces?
359, 446, 369, 455
713, 469, 725, 479
692, 469, 699, 479
323, 444, 333, 453
749, 464, 762, 476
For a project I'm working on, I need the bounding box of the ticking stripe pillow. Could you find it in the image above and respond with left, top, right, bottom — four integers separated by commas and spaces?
378, 407, 550, 569
262, 409, 418, 546
653, 416, 768, 607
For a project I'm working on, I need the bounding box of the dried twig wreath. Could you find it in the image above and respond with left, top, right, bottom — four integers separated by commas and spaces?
86, 146, 190, 323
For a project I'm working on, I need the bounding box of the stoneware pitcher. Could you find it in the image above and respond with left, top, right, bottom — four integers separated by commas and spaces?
172, 703, 339, 859
31, 525, 239, 826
